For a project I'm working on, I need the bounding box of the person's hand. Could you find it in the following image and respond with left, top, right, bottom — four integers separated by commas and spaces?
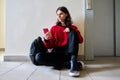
44, 32, 52, 40
63, 28, 70, 32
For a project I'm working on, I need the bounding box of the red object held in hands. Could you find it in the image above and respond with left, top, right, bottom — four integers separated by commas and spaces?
43, 28, 49, 34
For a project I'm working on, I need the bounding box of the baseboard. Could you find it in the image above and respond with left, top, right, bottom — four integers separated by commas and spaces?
0, 48, 5, 51
4, 54, 30, 62
3, 54, 85, 62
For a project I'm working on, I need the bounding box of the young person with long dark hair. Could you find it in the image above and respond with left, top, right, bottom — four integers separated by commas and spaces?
30, 6, 84, 77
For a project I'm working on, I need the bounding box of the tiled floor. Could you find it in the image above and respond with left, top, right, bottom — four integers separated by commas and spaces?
0, 55, 120, 80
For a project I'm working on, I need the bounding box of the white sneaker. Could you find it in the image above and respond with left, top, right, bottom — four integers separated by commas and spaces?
69, 71, 80, 77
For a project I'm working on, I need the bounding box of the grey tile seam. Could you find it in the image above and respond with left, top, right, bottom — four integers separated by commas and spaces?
26, 67, 39, 80
59, 71, 61, 80
0, 62, 24, 76
85, 69, 94, 80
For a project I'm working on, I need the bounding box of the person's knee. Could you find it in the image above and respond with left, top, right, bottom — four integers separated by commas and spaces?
35, 53, 45, 65
29, 53, 39, 65
35, 53, 40, 62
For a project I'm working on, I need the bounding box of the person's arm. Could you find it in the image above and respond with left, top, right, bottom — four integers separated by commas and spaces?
70, 25, 83, 43
43, 26, 56, 48
77, 31, 83, 43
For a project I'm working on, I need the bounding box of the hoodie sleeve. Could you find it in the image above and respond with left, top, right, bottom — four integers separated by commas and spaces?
43, 27, 56, 49
70, 25, 83, 44
77, 30, 83, 43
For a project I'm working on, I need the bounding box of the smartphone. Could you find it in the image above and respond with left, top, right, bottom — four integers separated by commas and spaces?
43, 28, 49, 34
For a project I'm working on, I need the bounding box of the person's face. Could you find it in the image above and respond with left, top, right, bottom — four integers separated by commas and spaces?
56, 10, 68, 22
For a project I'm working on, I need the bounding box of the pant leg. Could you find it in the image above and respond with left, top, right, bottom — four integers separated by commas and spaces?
66, 30, 79, 55
35, 51, 67, 70
35, 52, 56, 66
52, 47, 67, 68
65, 30, 80, 71
30, 37, 47, 65
30, 37, 67, 67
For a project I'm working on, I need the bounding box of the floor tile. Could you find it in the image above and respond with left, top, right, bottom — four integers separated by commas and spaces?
60, 69, 92, 80
87, 68, 120, 80
0, 62, 38, 80
0, 62, 22, 76
85, 57, 120, 80
28, 66, 60, 80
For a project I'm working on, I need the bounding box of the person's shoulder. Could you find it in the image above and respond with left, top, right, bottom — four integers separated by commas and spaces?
50, 25, 60, 31
70, 24, 78, 29
51, 25, 57, 29
71, 24, 77, 27
51, 25, 62, 28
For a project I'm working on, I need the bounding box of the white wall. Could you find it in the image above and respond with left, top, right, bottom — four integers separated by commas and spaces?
6, 0, 85, 55
0, 0, 5, 48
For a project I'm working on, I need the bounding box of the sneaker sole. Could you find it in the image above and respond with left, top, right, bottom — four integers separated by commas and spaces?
69, 71, 80, 77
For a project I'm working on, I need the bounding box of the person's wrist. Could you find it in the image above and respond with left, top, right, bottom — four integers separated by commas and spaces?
44, 37, 48, 40
43, 37, 49, 42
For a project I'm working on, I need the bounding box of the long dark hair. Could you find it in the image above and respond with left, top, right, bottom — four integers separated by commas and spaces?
56, 6, 73, 27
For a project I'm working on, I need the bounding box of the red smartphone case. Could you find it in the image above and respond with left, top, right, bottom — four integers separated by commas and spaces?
43, 28, 49, 34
